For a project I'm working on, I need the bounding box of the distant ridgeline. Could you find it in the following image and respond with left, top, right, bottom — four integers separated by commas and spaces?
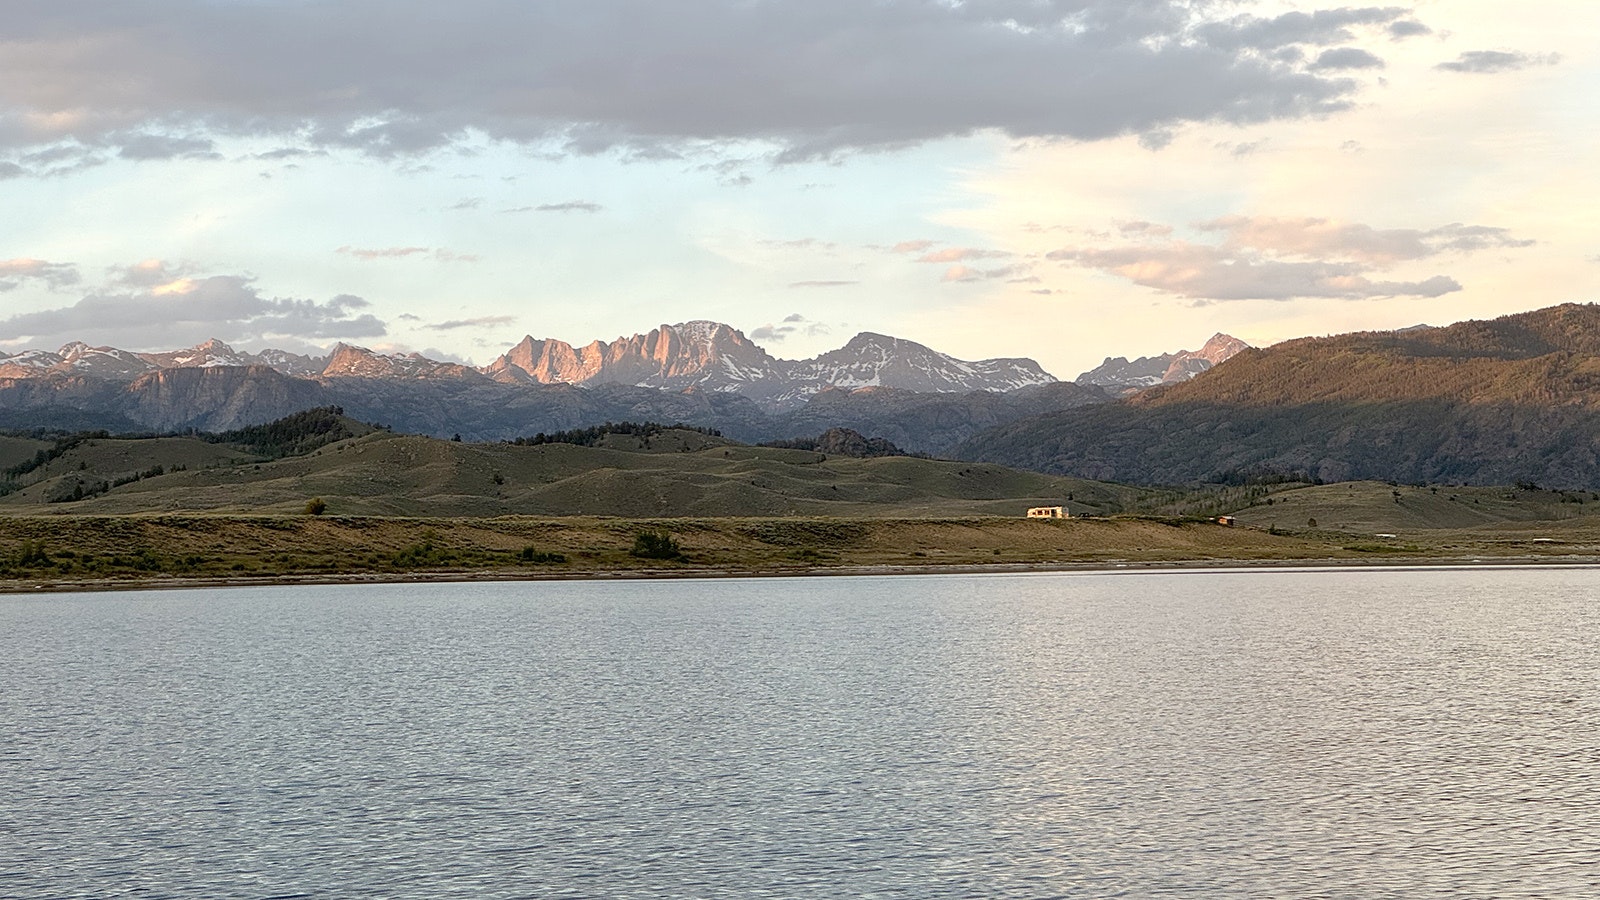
509, 421, 723, 447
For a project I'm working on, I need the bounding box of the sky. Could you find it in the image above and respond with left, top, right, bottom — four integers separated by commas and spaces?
1, 0, 1596, 379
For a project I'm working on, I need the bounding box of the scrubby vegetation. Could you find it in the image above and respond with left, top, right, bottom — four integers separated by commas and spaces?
511, 421, 721, 447
208, 407, 367, 458
760, 427, 927, 459
630, 530, 683, 560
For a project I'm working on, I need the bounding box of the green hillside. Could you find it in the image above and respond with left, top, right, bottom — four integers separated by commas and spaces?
0, 426, 1146, 518
0, 435, 52, 473
1226, 481, 1600, 533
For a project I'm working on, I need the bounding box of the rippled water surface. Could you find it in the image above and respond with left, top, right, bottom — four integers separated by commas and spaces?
3, 568, 1599, 897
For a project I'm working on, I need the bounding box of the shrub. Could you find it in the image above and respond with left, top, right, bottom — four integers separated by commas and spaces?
519, 546, 566, 564
304, 497, 328, 516
630, 530, 682, 560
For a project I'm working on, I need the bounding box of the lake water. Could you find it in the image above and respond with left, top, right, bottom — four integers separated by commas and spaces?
3, 568, 1598, 898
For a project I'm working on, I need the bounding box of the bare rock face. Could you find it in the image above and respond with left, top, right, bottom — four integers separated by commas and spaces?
123, 366, 329, 431
487, 322, 787, 393
484, 321, 1055, 407
1076, 333, 1249, 394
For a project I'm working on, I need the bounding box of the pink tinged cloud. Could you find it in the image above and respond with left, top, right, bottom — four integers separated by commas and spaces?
916, 247, 1013, 264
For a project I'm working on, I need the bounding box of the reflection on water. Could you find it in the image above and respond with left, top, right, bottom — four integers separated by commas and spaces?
3, 569, 1598, 897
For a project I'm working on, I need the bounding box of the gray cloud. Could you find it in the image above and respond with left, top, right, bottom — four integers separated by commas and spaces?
1437, 51, 1562, 74
1309, 48, 1385, 71
1388, 20, 1431, 38
116, 133, 220, 161
0, 1, 1424, 167
425, 315, 517, 331
1197, 8, 1411, 51
0, 258, 81, 292
1046, 213, 1527, 301
751, 312, 830, 341
0, 272, 386, 349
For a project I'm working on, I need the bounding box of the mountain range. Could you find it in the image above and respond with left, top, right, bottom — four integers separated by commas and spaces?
0, 321, 1240, 448
13, 304, 1600, 487
0, 320, 1246, 401
0, 322, 1152, 452
963, 302, 1600, 487
0, 322, 1065, 404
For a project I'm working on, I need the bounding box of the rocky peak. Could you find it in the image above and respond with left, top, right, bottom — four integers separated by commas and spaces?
322, 343, 480, 379
1077, 332, 1250, 394
1192, 333, 1249, 366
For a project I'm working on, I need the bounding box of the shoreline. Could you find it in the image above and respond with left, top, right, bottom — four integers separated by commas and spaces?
7, 553, 1600, 596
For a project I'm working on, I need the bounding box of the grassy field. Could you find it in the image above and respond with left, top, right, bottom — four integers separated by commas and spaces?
6, 421, 1600, 593
6, 510, 1600, 593
0, 428, 1149, 518
1227, 480, 1600, 532
0, 512, 1398, 590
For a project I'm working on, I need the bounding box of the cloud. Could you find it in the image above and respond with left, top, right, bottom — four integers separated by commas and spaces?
502, 201, 604, 213
941, 264, 1023, 283
1118, 221, 1174, 237
0, 270, 386, 349
888, 240, 939, 255
1388, 20, 1431, 39
336, 246, 479, 262
448, 197, 484, 210
1198, 216, 1532, 265
1437, 51, 1562, 74
1196, 8, 1412, 51
789, 280, 857, 288
338, 246, 431, 260
916, 247, 1013, 264
1051, 243, 1460, 301
0, 1, 1424, 166
116, 133, 220, 161
0, 258, 80, 292
1309, 48, 1385, 71
751, 312, 830, 342
1046, 214, 1528, 302
425, 315, 516, 331
762, 238, 836, 251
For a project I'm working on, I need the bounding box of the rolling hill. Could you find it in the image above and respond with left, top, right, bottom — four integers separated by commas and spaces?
960, 303, 1600, 488
0, 421, 1145, 518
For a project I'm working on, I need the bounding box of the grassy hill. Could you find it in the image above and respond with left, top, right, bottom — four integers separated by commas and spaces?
0, 425, 1148, 518
960, 303, 1600, 487
1227, 481, 1600, 533
0, 435, 51, 472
